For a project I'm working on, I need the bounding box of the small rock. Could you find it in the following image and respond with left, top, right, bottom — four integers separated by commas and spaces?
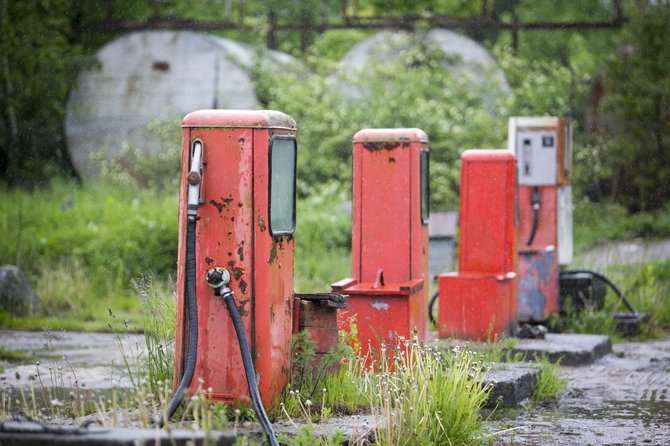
0, 265, 41, 316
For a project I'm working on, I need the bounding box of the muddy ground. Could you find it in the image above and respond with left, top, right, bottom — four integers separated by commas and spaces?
489, 336, 670, 446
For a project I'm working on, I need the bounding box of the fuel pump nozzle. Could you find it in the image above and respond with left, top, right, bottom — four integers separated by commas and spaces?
187, 141, 203, 216
206, 267, 279, 446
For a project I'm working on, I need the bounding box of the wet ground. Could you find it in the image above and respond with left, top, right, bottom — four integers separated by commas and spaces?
490, 336, 670, 446
2, 329, 670, 445
0, 329, 145, 390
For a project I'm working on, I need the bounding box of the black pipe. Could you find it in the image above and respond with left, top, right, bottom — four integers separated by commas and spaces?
157, 214, 199, 427
428, 291, 438, 326
526, 187, 541, 246
220, 288, 279, 446
564, 269, 638, 316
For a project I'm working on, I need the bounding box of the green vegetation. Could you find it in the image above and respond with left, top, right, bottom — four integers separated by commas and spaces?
367, 341, 492, 446
531, 355, 567, 404
0, 347, 32, 362
0, 179, 178, 329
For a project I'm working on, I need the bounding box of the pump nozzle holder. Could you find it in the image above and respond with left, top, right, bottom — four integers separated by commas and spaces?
187, 170, 202, 186
206, 267, 231, 291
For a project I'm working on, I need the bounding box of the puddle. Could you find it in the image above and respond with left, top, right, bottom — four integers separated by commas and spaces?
566, 399, 670, 428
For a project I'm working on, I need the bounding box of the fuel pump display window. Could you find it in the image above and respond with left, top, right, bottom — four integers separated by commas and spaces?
420, 150, 430, 225
269, 136, 297, 235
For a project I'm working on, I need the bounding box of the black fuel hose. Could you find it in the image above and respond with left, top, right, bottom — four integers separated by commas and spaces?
220, 288, 279, 446
564, 269, 638, 316
428, 291, 438, 326
157, 214, 199, 427
526, 187, 541, 246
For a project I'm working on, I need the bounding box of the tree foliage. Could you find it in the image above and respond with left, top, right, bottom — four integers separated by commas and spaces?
591, 2, 670, 211
0, 0, 88, 184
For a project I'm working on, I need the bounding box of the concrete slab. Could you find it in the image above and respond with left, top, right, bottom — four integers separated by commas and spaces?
512, 333, 612, 366
485, 364, 539, 407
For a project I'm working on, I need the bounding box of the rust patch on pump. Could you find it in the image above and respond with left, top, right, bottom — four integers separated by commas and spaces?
210, 199, 224, 213
210, 197, 234, 214
239, 279, 248, 295
238, 298, 249, 316
362, 138, 410, 151
268, 240, 277, 264
237, 244, 244, 261
205, 257, 214, 265
389, 157, 396, 164
258, 214, 267, 232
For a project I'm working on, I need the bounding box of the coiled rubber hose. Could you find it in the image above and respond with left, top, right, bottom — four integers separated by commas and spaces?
157, 214, 199, 427
563, 269, 638, 315
220, 288, 279, 446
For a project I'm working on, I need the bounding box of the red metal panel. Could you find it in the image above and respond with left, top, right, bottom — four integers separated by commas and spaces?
517, 251, 560, 322
437, 272, 517, 341
518, 186, 557, 252
253, 127, 295, 406
175, 111, 295, 407
357, 144, 411, 282
458, 150, 517, 275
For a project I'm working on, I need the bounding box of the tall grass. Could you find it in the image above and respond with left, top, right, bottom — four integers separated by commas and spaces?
365, 340, 492, 446
531, 355, 567, 403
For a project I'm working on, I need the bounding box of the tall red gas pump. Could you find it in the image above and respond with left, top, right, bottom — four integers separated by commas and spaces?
508, 117, 572, 322
171, 110, 296, 443
333, 129, 430, 356
436, 150, 518, 341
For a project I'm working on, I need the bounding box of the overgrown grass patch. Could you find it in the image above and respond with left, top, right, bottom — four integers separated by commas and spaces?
531, 355, 567, 404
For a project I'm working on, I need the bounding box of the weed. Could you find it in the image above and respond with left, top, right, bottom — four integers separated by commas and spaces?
277, 425, 346, 446
531, 355, 567, 403
278, 330, 365, 421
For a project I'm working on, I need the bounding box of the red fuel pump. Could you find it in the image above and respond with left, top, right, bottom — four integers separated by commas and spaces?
333, 128, 430, 357
171, 110, 296, 443
508, 117, 572, 321
437, 150, 518, 341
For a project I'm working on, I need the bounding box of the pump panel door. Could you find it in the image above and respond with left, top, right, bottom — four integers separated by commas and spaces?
517, 130, 557, 186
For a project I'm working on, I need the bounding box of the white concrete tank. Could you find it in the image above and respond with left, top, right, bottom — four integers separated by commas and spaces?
66, 31, 293, 178
334, 29, 509, 102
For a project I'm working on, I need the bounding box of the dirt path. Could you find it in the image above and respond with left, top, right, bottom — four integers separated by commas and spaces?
490, 337, 670, 445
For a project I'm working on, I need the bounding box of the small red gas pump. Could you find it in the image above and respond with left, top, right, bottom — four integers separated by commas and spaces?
437, 150, 518, 341
171, 110, 296, 443
333, 128, 430, 356
508, 117, 572, 321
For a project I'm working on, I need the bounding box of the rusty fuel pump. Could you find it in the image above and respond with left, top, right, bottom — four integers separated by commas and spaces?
167, 110, 297, 444
509, 117, 645, 334
333, 129, 430, 357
